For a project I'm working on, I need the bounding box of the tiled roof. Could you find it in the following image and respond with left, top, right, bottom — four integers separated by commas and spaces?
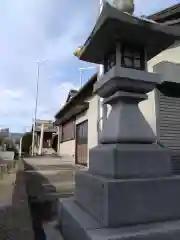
148, 3, 180, 21
55, 73, 97, 119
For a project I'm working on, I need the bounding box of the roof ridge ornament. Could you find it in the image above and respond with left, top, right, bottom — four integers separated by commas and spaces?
74, 45, 84, 58
106, 0, 134, 14
73, 0, 135, 58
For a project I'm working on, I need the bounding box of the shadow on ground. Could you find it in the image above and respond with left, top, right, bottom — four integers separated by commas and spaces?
23, 160, 59, 240
24, 158, 79, 240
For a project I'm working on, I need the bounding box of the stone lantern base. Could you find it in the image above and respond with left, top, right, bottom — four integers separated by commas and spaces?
59, 198, 180, 240
58, 143, 180, 240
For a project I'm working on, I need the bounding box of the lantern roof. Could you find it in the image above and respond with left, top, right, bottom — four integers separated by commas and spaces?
79, 2, 180, 64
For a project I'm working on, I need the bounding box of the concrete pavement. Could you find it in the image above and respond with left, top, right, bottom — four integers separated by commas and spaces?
24, 155, 74, 166
24, 156, 84, 200
24, 155, 85, 240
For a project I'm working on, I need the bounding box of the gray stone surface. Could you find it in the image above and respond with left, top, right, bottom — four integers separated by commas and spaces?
59, 199, 180, 240
94, 66, 160, 98
59, 198, 101, 240
99, 91, 156, 144
88, 220, 180, 240
89, 144, 171, 178
107, 0, 135, 14
75, 171, 180, 227
43, 220, 64, 240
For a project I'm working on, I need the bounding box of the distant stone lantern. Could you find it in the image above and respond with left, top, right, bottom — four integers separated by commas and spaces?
59, 2, 180, 240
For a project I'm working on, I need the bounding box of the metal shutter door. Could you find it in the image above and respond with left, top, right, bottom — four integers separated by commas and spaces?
159, 92, 180, 174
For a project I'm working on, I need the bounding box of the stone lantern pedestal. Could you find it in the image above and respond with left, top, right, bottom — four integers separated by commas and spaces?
58, 3, 180, 240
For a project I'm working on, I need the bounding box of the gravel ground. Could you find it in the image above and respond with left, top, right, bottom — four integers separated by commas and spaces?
0, 161, 34, 240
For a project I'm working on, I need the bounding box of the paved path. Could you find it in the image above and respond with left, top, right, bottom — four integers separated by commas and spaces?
24, 156, 84, 199
43, 221, 64, 240
24, 155, 85, 240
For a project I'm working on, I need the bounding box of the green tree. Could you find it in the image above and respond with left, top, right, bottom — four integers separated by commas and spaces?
0, 136, 5, 146
52, 135, 58, 152
22, 132, 33, 154
15, 139, 20, 145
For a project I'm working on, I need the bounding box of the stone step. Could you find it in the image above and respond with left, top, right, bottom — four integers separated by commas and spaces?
26, 181, 74, 199
59, 198, 180, 240
58, 198, 101, 240
89, 144, 171, 178
75, 171, 180, 227
25, 171, 75, 186
42, 182, 74, 193
29, 191, 74, 204
88, 220, 180, 240
43, 220, 64, 240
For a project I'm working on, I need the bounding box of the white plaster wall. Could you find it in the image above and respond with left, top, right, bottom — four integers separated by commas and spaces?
139, 91, 157, 135
59, 140, 75, 164
107, 104, 112, 118
148, 41, 180, 72
88, 95, 99, 150
76, 111, 88, 125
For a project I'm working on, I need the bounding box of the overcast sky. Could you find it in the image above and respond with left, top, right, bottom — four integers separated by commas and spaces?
0, 0, 179, 132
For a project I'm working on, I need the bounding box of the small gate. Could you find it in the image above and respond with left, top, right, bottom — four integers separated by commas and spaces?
75, 121, 88, 166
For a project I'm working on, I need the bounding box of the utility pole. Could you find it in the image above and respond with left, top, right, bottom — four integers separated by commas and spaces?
79, 66, 96, 87
32, 61, 40, 156
19, 137, 22, 158
99, 0, 104, 76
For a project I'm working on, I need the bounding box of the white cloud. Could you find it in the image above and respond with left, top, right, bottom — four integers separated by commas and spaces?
3, 89, 24, 100
0, 0, 95, 132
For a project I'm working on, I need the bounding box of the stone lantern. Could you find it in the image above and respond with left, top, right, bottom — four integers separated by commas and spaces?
59, 3, 180, 240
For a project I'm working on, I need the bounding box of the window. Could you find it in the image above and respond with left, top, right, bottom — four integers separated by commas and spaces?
121, 44, 145, 70
61, 121, 75, 142
104, 51, 116, 73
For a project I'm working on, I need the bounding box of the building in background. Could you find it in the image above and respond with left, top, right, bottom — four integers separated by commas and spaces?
33, 119, 57, 155
54, 74, 98, 166
0, 128, 10, 138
